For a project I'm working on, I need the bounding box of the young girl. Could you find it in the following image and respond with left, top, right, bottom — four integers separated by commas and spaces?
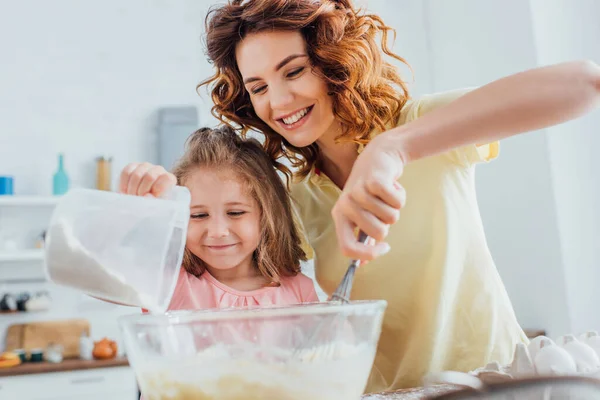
121, 125, 319, 311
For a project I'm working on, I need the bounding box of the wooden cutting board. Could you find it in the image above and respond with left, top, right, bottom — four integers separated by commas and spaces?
5, 319, 90, 359
5, 324, 24, 352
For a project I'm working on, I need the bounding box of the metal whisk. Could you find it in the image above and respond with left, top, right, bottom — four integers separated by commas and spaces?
293, 231, 370, 360
329, 230, 369, 303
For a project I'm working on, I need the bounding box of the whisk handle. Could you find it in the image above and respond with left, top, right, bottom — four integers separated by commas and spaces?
330, 231, 370, 303
357, 230, 369, 245
330, 264, 357, 303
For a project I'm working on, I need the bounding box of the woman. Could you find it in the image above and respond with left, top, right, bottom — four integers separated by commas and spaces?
120, 0, 600, 392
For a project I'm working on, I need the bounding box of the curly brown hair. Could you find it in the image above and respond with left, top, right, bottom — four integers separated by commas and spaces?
171, 125, 306, 284
198, 0, 411, 181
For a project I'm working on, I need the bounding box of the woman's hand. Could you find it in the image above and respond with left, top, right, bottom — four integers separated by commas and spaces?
119, 162, 177, 197
331, 133, 407, 260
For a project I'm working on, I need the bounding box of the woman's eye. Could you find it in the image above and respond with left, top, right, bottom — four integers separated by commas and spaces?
251, 85, 267, 95
228, 211, 246, 217
287, 67, 305, 78
191, 213, 208, 219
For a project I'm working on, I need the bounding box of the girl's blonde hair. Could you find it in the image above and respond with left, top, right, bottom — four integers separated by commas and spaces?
199, 0, 411, 180
172, 125, 306, 283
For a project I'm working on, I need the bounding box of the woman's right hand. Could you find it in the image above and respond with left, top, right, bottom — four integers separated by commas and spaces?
119, 162, 177, 197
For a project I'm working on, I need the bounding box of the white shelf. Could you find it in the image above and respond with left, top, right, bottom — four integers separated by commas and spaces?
0, 196, 59, 206
0, 249, 45, 262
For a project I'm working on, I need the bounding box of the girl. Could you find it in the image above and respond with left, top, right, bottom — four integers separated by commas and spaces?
121, 125, 319, 311
123, 0, 600, 393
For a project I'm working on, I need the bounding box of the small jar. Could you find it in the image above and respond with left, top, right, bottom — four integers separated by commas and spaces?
79, 331, 94, 361
16, 293, 30, 312
0, 294, 17, 311
30, 348, 44, 362
25, 291, 51, 312
45, 343, 63, 364
96, 156, 113, 191
13, 349, 26, 363
34, 231, 46, 249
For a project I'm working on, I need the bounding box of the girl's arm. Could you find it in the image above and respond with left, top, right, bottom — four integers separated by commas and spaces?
391, 60, 600, 164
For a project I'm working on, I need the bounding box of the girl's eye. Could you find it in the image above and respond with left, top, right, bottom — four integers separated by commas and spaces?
191, 213, 208, 219
286, 67, 305, 78
251, 85, 267, 95
228, 211, 246, 217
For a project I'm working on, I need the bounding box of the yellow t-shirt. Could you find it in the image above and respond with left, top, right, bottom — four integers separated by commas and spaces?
291, 88, 527, 392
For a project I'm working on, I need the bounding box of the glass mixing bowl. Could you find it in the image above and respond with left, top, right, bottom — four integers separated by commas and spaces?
119, 300, 387, 400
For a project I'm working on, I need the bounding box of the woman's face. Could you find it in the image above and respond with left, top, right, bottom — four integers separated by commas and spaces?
235, 30, 338, 147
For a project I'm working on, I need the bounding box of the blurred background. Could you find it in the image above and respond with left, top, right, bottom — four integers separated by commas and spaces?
0, 1, 599, 398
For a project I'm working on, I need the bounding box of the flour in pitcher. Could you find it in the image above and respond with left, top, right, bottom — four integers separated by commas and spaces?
46, 219, 156, 310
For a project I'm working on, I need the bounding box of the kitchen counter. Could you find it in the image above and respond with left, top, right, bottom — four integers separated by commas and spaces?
0, 356, 459, 398
362, 384, 462, 399
0, 356, 129, 377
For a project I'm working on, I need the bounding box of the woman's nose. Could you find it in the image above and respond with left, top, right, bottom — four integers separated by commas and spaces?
269, 84, 295, 110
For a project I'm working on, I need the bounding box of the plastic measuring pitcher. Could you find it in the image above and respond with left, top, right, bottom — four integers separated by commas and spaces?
44, 187, 191, 313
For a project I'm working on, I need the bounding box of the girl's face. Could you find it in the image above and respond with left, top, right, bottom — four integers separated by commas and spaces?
185, 168, 261, 273
235, 30, 339, 147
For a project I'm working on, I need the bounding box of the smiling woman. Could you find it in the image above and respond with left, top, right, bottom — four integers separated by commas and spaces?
235, 32, 334, 149
200, 0, 409, 182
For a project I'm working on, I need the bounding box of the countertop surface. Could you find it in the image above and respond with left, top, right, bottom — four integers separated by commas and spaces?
0, 358, 461, 398
361, 384, 462, 399
0, 357, 129, 377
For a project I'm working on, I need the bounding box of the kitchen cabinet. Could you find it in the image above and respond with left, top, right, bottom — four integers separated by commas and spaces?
0, 366, 138, 400
0, 196, 57, 282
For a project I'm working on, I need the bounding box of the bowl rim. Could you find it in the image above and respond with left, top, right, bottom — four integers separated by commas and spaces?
118, 300, 387, 326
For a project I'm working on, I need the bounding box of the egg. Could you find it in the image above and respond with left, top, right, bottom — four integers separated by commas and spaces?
557, 334, 600, 373
580, 331, 600, 359
527, 335, 554, 363
533, 339, 577, 376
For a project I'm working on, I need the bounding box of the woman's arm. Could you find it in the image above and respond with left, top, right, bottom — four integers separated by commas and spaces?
391, 60, 600, 164
332, 60, 600, 260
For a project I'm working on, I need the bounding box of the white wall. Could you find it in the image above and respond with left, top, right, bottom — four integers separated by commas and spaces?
0, 0, 217, 195
358, 0, 433, 97
414, 0, 572, 337
529, 0, 600, 335
418, 0, 600, 337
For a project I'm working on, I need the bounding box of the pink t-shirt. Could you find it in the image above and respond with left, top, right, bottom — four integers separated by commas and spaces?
167, 268, 319, 311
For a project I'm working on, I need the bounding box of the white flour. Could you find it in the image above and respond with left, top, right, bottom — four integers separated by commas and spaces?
138, 343, 375, 400
46, 219, 156, 310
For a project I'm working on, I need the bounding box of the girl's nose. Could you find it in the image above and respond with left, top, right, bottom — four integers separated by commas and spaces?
207, 216, 229, 238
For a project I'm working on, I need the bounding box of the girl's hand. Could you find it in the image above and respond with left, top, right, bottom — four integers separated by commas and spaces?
119, 162, 177, 197
331, 133, 407, 261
